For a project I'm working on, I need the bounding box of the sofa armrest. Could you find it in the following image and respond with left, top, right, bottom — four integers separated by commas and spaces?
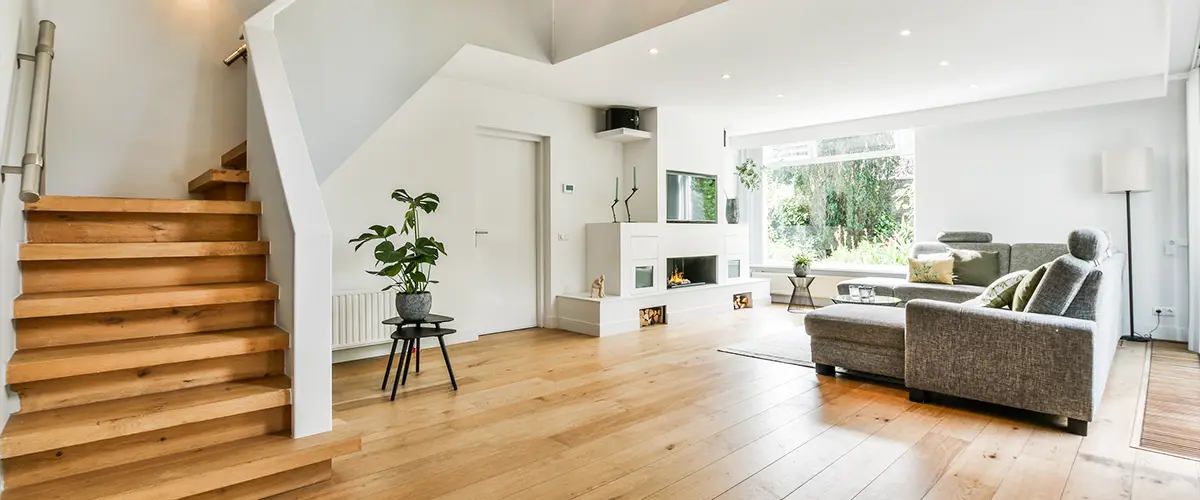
905, 299, 1099, 421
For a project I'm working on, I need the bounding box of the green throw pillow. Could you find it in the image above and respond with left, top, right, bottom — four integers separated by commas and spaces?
950, 249, 1001, 286
976, 270, 1030, 309
1012, 263, 1050, 312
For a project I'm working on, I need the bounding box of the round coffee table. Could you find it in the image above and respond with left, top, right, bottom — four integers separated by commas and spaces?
830, 294, 902, 307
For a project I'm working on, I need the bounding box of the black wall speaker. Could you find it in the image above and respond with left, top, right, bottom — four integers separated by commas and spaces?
604, 107, 640, 131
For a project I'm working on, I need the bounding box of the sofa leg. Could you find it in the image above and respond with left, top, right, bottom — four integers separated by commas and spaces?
1067, 418, 1088, 436
908, 389, 930, 403
814, 363, 835, 376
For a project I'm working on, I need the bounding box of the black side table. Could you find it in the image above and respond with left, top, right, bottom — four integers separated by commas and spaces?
787, 276, 817, 313
381, 315, 457, 400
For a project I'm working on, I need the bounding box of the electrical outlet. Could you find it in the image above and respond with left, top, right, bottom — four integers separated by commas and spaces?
1153, 306, 1176, 317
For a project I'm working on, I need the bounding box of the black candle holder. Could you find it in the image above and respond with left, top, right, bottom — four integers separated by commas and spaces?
623, 187, 639, 223
610, 197, 620, 223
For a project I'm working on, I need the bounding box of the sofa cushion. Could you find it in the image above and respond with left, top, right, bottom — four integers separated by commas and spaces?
1026, 254, 1092, 316
894, 282, 985, 303
950, 248, 1001, 286
937, 231, 993, 243
835, 277, 905, 296
1010, 243, 1067, 272
909, 255, 954, 284
977, 270, 1030, 308
804, 304, 906, 350
947, 243, 1012, 276
1013, 263, 1049, 312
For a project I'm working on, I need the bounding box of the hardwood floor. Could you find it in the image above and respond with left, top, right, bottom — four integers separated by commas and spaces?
279, 305, 1200, 500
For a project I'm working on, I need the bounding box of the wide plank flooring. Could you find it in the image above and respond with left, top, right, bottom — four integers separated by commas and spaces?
278, 305, 1199, 500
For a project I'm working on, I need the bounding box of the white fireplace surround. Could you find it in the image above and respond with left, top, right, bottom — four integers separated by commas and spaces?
556, 222, 770, 336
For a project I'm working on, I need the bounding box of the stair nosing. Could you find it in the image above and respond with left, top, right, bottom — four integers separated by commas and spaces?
25, 196, 260, 215
7, 327, 289, 384
14, 282, 280, 319
19, 241, 269, 261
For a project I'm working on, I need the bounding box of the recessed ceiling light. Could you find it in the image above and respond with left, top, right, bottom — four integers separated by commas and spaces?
899, 30, 912, 36
969, 84, 979, 89
776, 94, 785, 98
939, 60, 951, 67
648, 48, 659, 55
722, 74, 732, 79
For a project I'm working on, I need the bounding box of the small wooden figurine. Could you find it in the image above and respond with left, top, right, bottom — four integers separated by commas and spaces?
590, 274, 606, 298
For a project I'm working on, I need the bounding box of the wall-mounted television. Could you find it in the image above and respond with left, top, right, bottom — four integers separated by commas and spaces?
666, 171, 718, 223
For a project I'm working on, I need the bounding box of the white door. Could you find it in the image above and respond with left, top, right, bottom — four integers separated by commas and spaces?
473, 133, 539, 335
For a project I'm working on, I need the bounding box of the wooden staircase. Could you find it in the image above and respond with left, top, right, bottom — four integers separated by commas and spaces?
1, 142, 359, 499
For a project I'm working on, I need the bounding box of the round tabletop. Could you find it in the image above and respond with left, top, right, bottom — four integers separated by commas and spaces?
383, 314, 454, 327
830, 294, 902, 306
787, 276, 816, 287
390, 326, 457, 340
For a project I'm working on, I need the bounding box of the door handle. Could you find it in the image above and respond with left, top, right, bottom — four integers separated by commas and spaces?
475, 231, 489, 235
474, 230, 488, 247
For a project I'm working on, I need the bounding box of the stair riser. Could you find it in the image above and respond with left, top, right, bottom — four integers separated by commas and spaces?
21, 255, 266, 294
200, 183, 247, 201
1, 407, 289, 490
13, 352, 284, 413
8, 331, 288, 384
19, 242, 270, 261
27, 212, 259, 243
14, 283, 279, 319
16, 301, 275, 349
0, 384, 290, 458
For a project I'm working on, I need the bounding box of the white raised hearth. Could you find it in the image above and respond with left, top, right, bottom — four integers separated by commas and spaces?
556, 222, 769, 337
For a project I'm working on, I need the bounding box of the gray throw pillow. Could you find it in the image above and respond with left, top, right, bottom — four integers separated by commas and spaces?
950, 249, 1001, 287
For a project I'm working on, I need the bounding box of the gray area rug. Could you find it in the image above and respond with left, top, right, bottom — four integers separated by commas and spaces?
719, 332, 814, 368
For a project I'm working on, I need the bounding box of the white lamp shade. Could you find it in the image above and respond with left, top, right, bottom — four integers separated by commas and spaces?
1101, 147, 1153, 193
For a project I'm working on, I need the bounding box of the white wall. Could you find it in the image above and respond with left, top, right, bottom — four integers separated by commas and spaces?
917, 84, 1189, 341
551, 0, 727, 62
322, 76, 622, 357
29, 0, 268, 198
273, 0, 552, 184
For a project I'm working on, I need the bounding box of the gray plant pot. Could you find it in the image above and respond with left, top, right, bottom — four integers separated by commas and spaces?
793, 263, 810, 277
396, 291, 432, 321
725, 199, 740, 224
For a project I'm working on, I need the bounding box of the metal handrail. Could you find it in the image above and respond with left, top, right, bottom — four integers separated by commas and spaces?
223, 43, 247, 66
18, 20, 55, 203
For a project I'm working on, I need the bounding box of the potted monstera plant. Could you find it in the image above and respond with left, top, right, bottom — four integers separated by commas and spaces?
349, 189, 447, 321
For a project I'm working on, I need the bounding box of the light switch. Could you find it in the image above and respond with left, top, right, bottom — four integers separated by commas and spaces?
557, 233, 570, 241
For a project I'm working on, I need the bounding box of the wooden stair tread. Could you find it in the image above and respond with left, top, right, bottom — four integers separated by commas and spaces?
0, 376, 290, 458
8, 327, 289, 384
188, 169, 249, 193
222, 141, 247, 169
25, 196, 260, 215
0, 429, 359, 500
15, 282, 278, 319
19, 242, 269, 261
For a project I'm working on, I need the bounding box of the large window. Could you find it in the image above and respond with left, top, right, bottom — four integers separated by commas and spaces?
760, 130, 914, 267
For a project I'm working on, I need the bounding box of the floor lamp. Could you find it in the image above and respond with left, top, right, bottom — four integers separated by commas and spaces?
1101, 147, 1153, 342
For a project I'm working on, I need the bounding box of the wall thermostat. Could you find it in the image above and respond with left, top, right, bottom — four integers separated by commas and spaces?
563, 184, 575, 194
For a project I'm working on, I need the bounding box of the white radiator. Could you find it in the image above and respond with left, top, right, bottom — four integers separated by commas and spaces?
332, 290, 397, 350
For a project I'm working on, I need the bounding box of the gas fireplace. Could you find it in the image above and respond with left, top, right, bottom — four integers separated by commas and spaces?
666, 256, 717, 289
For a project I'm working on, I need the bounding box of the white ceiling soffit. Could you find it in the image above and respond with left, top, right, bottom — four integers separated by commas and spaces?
441, 0, 1177, 135
551, 0, 728, 62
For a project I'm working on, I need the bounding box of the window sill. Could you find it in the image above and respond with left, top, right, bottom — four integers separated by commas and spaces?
750, 263, 906, 279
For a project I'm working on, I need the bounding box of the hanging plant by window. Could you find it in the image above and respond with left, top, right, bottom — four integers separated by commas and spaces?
735, 158, 761, 191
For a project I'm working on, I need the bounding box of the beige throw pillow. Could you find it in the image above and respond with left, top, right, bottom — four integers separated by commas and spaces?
909, 255, 954, 285
976, 270, 1030, 309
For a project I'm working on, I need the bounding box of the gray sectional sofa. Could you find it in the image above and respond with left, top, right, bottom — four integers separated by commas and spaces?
836, 235, 1067, 303
807, 229, 1124, 436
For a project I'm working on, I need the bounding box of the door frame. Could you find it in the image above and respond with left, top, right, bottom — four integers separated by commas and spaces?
474, 126, 551, 330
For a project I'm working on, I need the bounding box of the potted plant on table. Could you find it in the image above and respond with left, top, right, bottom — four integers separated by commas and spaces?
349, 189, 447, 321
792, 252, 813, 277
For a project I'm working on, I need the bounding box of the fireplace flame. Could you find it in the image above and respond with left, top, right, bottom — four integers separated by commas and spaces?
669, 267, 688, 286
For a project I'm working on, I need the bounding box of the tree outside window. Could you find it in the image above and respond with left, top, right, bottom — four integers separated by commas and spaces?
761, 130, 914, 266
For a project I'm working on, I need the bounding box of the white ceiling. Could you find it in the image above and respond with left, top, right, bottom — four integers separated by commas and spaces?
439, 0, 1186, 135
